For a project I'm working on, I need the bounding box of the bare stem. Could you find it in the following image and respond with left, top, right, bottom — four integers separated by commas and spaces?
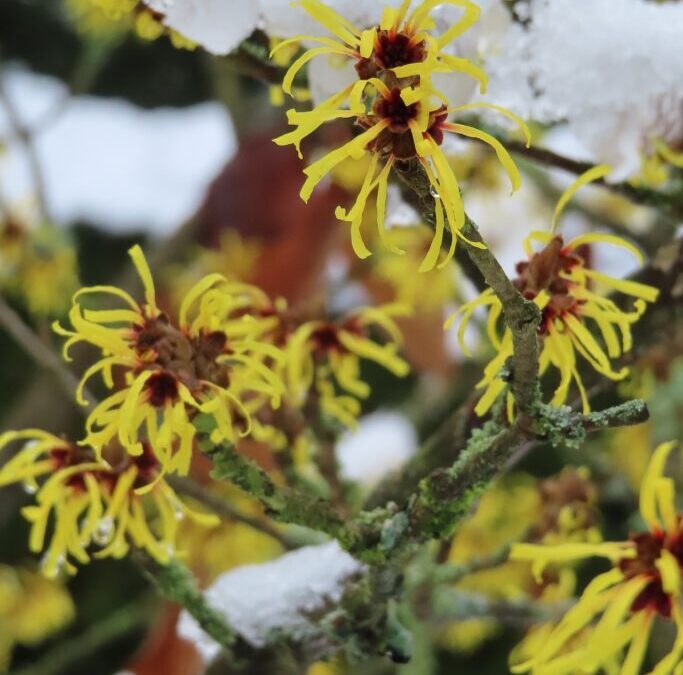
432, 541, 514, 585
394, 159, 541, 427
0, 65, 49, 220
0, 295, 96, 411
168, 475, 303, 550
136, 554, 237, 651
504, 139, 683, 220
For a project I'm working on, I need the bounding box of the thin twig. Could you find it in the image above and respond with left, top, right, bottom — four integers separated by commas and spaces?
135, 554, 237, 652
394, 160, 541, 427
504, 139, 683, 220
0, 295, 96, 411
225, 45, 286, 85
431, 587, 571, 626
0, 64, 49, 220
168, 475, 302, 550
432, 541, 513, 585
209, 445, 350, 544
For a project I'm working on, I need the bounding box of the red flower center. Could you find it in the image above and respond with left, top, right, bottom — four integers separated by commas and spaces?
512, 237, 584, 334
356, 30, 426, 79
374, 87, 419, 132
375, 31, 426, 69
146, 371, 180, 407
620, 529, 683, 617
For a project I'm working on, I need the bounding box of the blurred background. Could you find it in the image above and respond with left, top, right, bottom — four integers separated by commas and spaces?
0, 1, 682, 674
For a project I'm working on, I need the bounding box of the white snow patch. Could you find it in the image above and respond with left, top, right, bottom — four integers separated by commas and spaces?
146, 0, 259, 55
0, 67, 236, 235
177, 541, 364, 663
486, 0, 683, 179
336, 411, 418, 486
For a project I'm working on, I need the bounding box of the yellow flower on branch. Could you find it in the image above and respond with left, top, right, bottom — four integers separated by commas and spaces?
510, 441, 683, 675
273, 0, 529, 271
274, 0, 484, 98
0, 430, 218, 579
447, 166, 659, 416
286, 304, 411, 427
54, 245, 284, 476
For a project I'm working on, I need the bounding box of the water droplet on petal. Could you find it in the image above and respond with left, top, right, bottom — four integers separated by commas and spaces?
93, 517, 115, 546
429, 185, 440, 199
40, 553, 64, 579
22, 481, 38, 495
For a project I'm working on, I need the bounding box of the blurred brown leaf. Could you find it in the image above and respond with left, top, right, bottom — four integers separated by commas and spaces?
126, 606, 204, 675
197, 130, 348, 304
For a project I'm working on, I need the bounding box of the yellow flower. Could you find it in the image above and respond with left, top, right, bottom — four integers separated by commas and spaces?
274, 0, 483, 96
511, 441, 683, 675
54, 245, 284, 476
447, 166, 659, 416
86, 0, 136, 20
65, 0, 194, 49
0, 430, 218, 578
306, 660, 343, 675
634, 139, 683, 189
0, 218, 80, 317
64, 0, 134, 36
273, 0, 529, 271
0, 565, 75, 670
286, 304, 411, 427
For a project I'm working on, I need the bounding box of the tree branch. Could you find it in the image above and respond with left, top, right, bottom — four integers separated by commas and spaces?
208, 445, 349, 543
167, 475, 304, 550
0, 63, 49, 220
504, 139, 683, 220
0, 295, 96, 411
394, 159, 542, 428
136, 554, 237, 652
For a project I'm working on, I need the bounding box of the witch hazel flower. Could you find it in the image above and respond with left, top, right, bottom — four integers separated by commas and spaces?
273, 0, 530, 272
54, 245, 284, 476
511, 441, 683, 675
447, 166, 659, 417
0, 430, 217, 578
285, 303, 411, 428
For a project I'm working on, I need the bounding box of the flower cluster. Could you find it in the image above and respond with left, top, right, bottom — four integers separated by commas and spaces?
0, 430, 218, 578
448, 167, 659, 416
0, 3, 677, 673
2, 243, 411, 578
511, 441, 683, 674
54, 245, 284, 476
229, 297, 411, 437
274, 0, 529, 271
